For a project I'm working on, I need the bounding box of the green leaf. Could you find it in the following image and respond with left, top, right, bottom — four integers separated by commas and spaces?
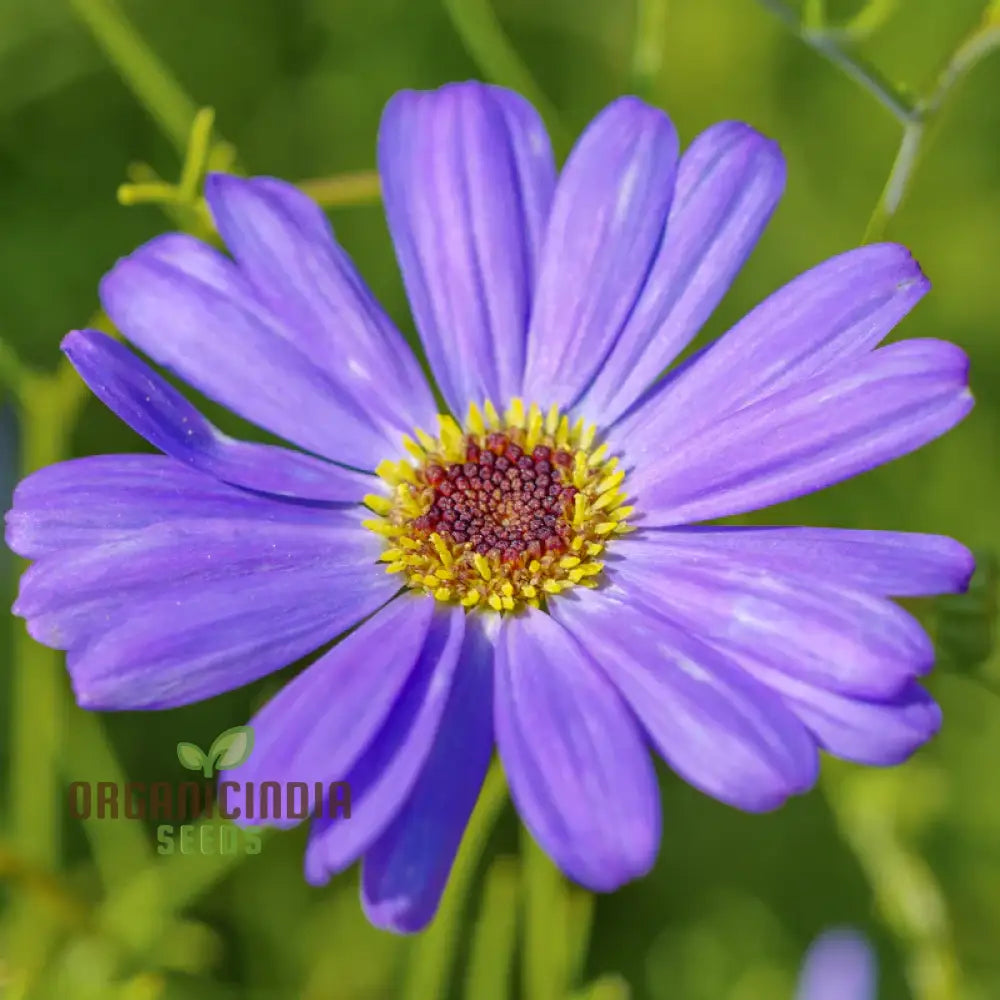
176, 742, 207, 773
208, 726, 255, 772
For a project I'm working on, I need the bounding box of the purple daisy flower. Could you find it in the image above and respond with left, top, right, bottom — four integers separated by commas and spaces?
795, 929, 877, 1000
6, 81, 973, 933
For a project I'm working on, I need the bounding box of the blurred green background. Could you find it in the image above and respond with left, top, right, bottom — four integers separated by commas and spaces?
2, 0, 1000, 997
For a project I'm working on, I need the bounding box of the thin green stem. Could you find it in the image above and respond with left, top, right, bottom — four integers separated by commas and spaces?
922, 19, 1000, 116
757, 0, 1000, 240
862, 121, 924, 242
630, 0, 669, 99
178, 107, 217, 201
9, 376, 84, 868
463, 858, 520, 1000
442, 0, 568, 148
567, 889, 596, 987
522, 829, 571, 1000
402, 760, 508, 1000
67, 0, 199, 156
863, 11, 1000, 240
754, 0, 917, 123
297, 170, 382, 209
843, 0, 899, 41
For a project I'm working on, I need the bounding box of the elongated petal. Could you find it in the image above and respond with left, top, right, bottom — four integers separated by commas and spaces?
619, 527, 974, 597
5, 455, 358, 560
100, 239, 397, 470
615, 243, 930, 453
628, 339, 972, 526
31, 515, 396, 708
378, 82, 555, 415
613, 546, 933, 697
222, 596, 447, 830
738, 657, 941, 766
522, 97, 679, 410
551, 588, 818, 812
305, 607, 473, 879
578, 121, 785, 425
203, 177, 437, 436
795, 930, 877, 1000
361, 615, 494, 933
62, 330, 371, 502
495, 607, 660, 891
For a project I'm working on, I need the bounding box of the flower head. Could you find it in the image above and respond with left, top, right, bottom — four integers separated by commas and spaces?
6, 81, 973, 932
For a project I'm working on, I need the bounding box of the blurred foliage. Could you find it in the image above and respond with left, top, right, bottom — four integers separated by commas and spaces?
2, 0, 1000, 998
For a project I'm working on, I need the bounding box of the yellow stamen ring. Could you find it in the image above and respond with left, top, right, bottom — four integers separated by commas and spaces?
363, 400, 632, 612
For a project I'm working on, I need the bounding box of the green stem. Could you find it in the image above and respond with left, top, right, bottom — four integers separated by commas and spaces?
863, 14, 1000, 240
567, 888, 596, 987
754, 0, 917, 123
630, 0, 670, 99
522, 829, 570, 1000
297, 171, 382, 209
463, 857, 520, 1000
67, 0, 200, 156
402, 759, 508, 1000
442, 0, 568, 148
178, 107, 217, 201
9, 377, 82, 868
862, 121, 924, 242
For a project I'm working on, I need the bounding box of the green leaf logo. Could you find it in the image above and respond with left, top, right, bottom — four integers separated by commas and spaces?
176, 741, 207, 773
209, 726, 255, 772
175, 725, 254, 778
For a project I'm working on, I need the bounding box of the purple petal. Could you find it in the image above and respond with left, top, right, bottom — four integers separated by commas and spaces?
203, 176, 437, 437
99, 236, 397, 470
613, 540, 933, 698
577, 121, 785, 425
488, 86, 555, 278
740, 659, 941, 766
550, 588, 818, 812
361, 614, 494, 933
62, 330, 371, 501
222, 595, 446, 830
5, 455, 358, 560
615, 243, 930, 455
378, 82, 555, 415
621, 526, 974, 597
522, 97, 679, 411
795, 930, 877, 1000
627, 338, 972, 526
305, 606, 472, 879
25, 514, 396, 708
494, 607, 661, 891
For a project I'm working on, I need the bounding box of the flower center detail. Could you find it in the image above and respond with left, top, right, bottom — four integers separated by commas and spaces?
363, 399, 634, 612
